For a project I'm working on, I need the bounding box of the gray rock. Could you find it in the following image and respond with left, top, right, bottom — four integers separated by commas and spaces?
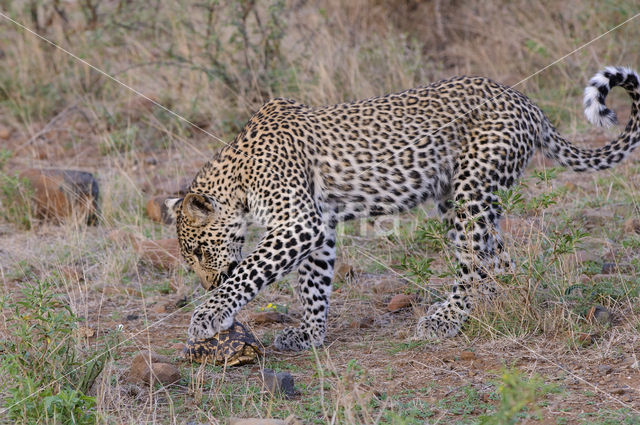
19, 168, 100, 225
261, 369, 298, 398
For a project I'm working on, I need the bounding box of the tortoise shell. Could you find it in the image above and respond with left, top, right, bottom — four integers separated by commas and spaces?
183, 321, 263, 366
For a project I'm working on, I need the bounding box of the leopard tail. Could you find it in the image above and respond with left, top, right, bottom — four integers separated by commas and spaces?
540, 66, 640, 172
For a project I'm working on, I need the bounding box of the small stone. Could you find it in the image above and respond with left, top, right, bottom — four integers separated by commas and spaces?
459, 351, 477, 361
134, 238, 181, 269
623, 218, 640, 234
387, 294, 412, 312
586, 305, 612, 325
334, 261, 354, 281
19, 168, 100, 225
601, 262, 617, 274
0, 125, 11, 139
128, 351, 180, 385
611, 387, 627, 395
249, 311, 287, 324
150, 362, 181, 385
152, 302, 170, 314
126, 314, 139, 321
145, 196, 175, 225
576, 333, 594, 347
598, 365, 613, 375
261, 369, 298, 399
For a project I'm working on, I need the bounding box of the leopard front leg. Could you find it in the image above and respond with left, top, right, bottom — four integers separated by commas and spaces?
188, 221, 325, 340
274, 227, 336, 351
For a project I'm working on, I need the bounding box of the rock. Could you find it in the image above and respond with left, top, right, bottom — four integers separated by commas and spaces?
152, 302, 170, 314
127, 351, 180, 385
623, 218, 640, 234
459, 351, 477, 361
126, 314, 139, 321
19, 168, 99, 225
601, 262, 617, 274
349, 317, 374, 329
586, 305, 612, 325
334, 261, 354, 281
0, 125, 11, 139
387, 294, 412, 312
261, 369, 298, 399
150, 362, 181, 385
372, 277, 404, 294
249, 311, 287, 324
611, 387, 628, 395
622, 356, 639, 370
576, 333, 594, 347
135, 238, 181, 269
598, 365, 613, 375
145, 196, 175, 225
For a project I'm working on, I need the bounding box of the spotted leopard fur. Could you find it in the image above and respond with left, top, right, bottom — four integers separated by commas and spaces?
166, 67, 640, 351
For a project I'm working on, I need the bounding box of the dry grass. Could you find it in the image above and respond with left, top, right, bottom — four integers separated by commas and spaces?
1, 0, 640, 423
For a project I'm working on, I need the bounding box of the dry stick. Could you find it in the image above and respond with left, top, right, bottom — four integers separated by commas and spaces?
351, 246, 639, 413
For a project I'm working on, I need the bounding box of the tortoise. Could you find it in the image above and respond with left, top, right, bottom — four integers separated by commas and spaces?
183, 321, 263, 366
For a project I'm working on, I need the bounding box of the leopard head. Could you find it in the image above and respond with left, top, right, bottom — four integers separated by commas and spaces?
166, 193, 245, 290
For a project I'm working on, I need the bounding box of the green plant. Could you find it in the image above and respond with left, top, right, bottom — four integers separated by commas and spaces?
0, 278, 113, 424
479, 368, 556, 424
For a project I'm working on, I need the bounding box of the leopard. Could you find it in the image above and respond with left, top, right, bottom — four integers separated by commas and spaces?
166, 66, 640, 351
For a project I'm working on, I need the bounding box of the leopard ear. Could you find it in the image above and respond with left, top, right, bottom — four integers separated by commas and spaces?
164, 197, 183, 221
180, 193, 217, 226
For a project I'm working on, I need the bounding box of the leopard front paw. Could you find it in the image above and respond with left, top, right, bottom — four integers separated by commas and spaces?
273, 327, 322, 351
188, 307, 234, 340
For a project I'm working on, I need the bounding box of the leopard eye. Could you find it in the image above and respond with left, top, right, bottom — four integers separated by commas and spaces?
193, 245, 203, 261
